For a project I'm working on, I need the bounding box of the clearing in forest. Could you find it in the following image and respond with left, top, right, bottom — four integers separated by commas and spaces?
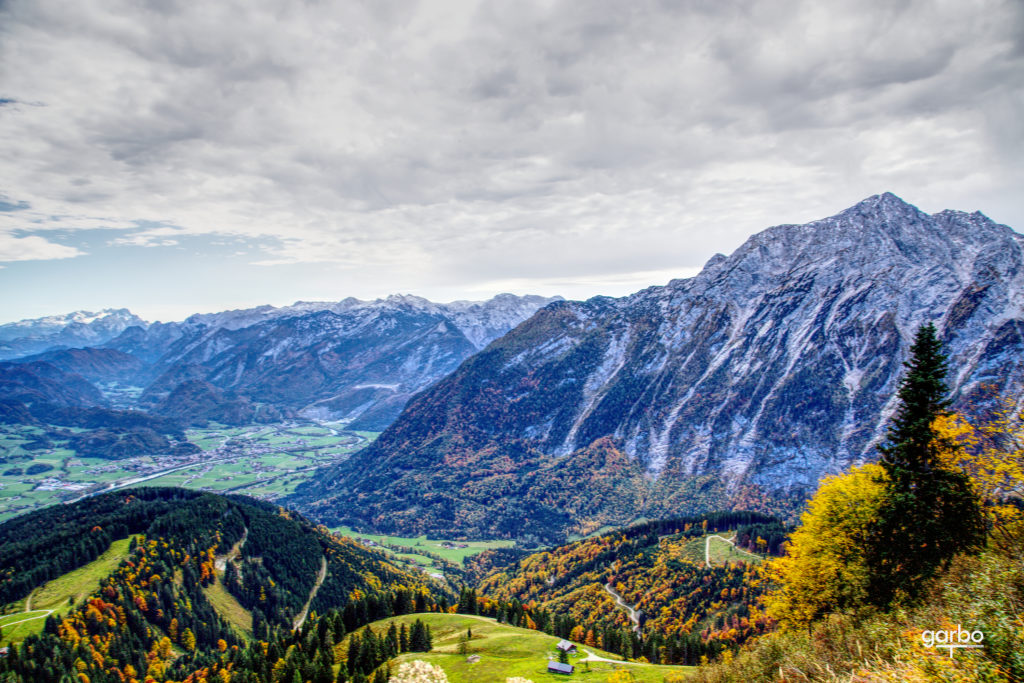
1, 536, 134, 645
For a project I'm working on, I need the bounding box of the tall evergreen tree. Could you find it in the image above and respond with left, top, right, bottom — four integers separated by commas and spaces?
867, 323, 986, 606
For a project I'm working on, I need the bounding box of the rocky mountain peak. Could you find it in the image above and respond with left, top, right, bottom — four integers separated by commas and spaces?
0, 308, 149, 360
290, 194, 1024, 541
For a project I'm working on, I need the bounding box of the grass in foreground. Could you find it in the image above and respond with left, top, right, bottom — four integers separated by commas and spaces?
344, 613, 693, 683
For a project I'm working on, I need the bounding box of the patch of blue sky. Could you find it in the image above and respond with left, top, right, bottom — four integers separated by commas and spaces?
0, 228, 291, 322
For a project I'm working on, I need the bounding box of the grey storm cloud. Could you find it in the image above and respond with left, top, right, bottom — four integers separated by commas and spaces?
0, 0, 1021, 295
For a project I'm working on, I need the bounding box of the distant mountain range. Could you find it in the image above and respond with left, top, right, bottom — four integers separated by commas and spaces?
0, 308, 145, 360
289, 193, 1024, 541
0, 293, 560, 434
128, 293, 561, 428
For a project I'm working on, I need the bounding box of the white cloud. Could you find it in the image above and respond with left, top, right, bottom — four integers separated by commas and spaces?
0, 233, 83, 261
0, 0, 1021, 294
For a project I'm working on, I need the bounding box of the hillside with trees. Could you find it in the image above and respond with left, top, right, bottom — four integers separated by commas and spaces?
694, 325, 1024, 681
1, 326, 1022, 681
0, 488, 447, 683
464, 511, 786, 666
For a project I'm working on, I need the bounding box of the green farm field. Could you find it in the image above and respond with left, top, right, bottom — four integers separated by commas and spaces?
332, 526, 515, 565
0, 422, 379, 523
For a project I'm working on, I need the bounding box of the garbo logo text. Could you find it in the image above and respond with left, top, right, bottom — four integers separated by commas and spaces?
921, 625, 984, 657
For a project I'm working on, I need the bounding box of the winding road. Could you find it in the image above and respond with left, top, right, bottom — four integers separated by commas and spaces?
603, 582, 641, 633
215, 527, 248, 572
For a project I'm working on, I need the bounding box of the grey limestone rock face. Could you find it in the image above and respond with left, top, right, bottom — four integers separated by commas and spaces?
294, 193, 1024, 537
513, 193, 1024, 491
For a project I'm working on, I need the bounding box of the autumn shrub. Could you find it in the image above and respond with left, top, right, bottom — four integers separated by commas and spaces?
765, 463, 889, 630
605, 670, 637, 682
934, 401, 1024, 552
694, 536, 1024, 682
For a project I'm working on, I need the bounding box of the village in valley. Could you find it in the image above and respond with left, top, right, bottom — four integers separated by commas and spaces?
0, 421, 374, 522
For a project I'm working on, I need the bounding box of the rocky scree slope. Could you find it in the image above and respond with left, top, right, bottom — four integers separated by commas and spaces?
290, 193, 1024, 541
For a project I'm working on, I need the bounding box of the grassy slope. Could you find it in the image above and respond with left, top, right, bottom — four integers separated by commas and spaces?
706, 536, 763, 566
343, 613, 693, 683
1, 536, 133, 645
203, 577, 253, 639
679, 531, 765, 567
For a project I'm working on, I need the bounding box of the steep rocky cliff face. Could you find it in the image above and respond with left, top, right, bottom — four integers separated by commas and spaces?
291, 194, 1024, 541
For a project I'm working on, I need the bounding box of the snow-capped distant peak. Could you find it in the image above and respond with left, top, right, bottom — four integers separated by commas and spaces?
0, 308, 148, 358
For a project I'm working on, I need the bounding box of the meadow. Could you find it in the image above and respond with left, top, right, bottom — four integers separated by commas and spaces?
350, 613, 693, 683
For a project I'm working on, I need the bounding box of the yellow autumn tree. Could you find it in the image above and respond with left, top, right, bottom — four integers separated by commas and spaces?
934, 400, 1024, 547
765, 462, 889, 630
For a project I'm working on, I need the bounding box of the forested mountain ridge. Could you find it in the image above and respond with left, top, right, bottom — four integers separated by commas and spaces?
291, 194, 1024, 540
0, 488, 448, 683
467, 511, 786, 665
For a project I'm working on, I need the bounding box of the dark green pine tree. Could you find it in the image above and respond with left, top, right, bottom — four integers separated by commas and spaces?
399, 623, 410, 653
409, 619, 432, 652
314, 656, 334, 683
385, 623, 399, 658
347, 632, 361, 671
867, 323, 986, 607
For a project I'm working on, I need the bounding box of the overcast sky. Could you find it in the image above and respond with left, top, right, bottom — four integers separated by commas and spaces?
1, 0, 1021, 323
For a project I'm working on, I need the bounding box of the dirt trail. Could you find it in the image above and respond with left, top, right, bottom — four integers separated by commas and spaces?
3, 610, 54, 628
215, 527, 248, 572
292, 556, 328, 630
579, 648, 653, 666
603, 582, 641, 633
